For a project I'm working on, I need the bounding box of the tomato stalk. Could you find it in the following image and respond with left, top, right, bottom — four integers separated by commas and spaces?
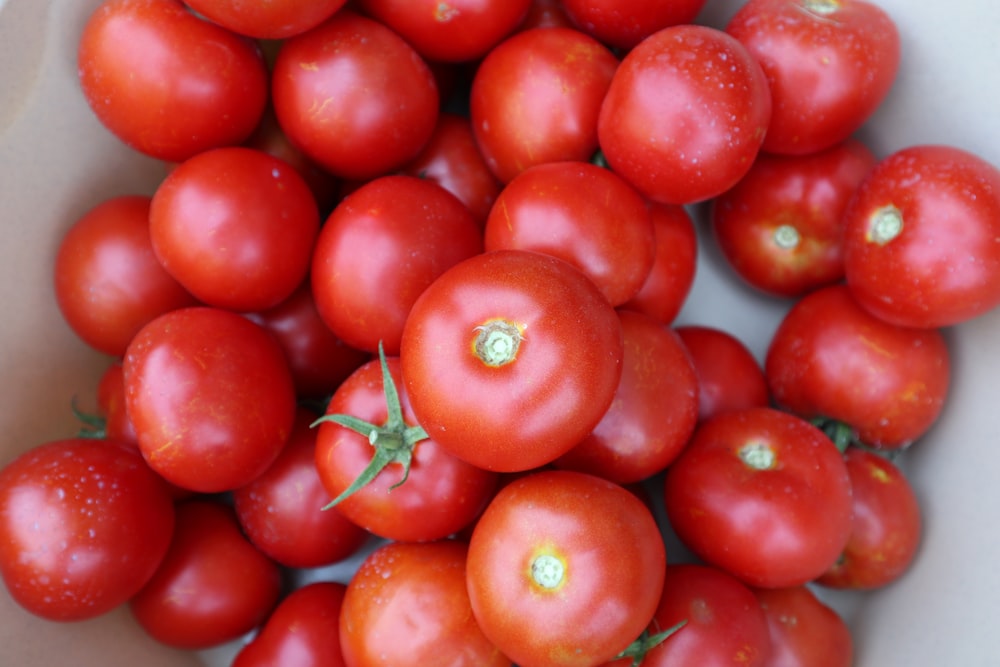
810, 416, 905, 461
71, 397, 107, 439
312, 342, 428, 509
611, 621, 687, 667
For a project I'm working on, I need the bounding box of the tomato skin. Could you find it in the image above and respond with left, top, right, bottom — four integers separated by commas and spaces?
182, 0, 347, 39
725, 0, 900, 156
764, 284, 950, 448
752, 586, 853, 667
675, 325, 769, 423
484, 161, 655, 306
129, 500, 282, 650
96, 360, 139, 445
561, 0, 708, 50
467, 470, 666, 667
842, 144, 1000, 328
77, 0, 268, 162
597, 24, 771, 205
233, 582, 348, 667
272, 11, 439, 182
53, 195, 197, 357
0, 439, 175, 622
400, 250, 624, 473
711, 139, 876, 298
124, 307, 297, 493
817, 447, 922, 590
470, 27, 619, 183
663, 407, 853, 589
311, 175, 483, 356
340, 540, 512, 667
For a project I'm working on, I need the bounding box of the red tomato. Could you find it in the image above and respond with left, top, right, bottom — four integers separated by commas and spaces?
129, 500, 282, 650
842, 144, 1000, 328
181, 0, 347, 39
400, 250, 624, 472
272, 11, 439, 181
340, 540, 512, 667
620, 202, 698, 325
357, 0, 532, 62
467, 470, 666, 667
752, 586, 853, 667
515, 0, 573, 30
53, 195, 197, 357
233, 581, 348, 667
232, 409, 370, 569
95, 360, 139, 445
150, 146, 320, 313
725, 0, 900, 155
311, 175, 483, 355
765, 284, 951, 449
77, 0, 268, 162
0, 438, 174, 622
470, 27, 618, 183
124, 307, 297, 493
675, 325, 770, 423
483, 161, 655, 306
817, 447, 922, 590
711, 139, 876, 298
597, 24, 771, 205
561, 0, 708, 50
555, 310, 699, 484
663, 407, 853, 588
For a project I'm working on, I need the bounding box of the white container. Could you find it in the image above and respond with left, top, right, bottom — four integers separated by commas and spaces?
2, 0, 998, 664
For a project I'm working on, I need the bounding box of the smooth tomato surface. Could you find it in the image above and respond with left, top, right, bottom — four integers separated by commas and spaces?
753, 586, 853, 667
561, 0, 707, 49
182, 0, 347, 39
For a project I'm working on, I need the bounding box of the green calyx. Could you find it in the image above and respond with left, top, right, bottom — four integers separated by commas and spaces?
312, 342, 428, 510
612, 621, 687, 667
71, 396, 107, 439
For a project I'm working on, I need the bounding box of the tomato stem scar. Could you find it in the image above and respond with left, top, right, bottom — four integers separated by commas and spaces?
868, 205, 904, 245
474, 319, 523, 367
774, 224, 801, 250
739, 441, 777, 470
531, 554, 565, 589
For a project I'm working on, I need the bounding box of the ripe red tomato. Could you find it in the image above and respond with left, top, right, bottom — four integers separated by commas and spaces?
77, 0, 268, 162
311, 175, 483, 355
400, 250, 624, 472
129, 500, 282, 650
53, 195, 197, 357
765, 284, 950, 449
340, 540, 512, 667
95, 360, 138, 445
725, 0, 900, 155
272, 10, 439, 181
483, 160, 655, 306
516, 0, 573, 30
710, 139, 876, 298
842, 144, 1000, 328
752, 586, 853, 667
560, 0, 708, 50
233, 581, 348, 667
0, 438, 174, 622
597, 24, 771, 205
181, 0, 347, 39
470, 27, 618, 183
663, 407, 853, 588
467, 470, 666, 667
124, 307, 297, 493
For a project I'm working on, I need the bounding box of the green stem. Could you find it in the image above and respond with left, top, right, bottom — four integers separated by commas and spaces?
613, 621, 687, 666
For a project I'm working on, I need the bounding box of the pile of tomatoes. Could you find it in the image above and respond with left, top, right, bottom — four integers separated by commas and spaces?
4, 0, 1000, 665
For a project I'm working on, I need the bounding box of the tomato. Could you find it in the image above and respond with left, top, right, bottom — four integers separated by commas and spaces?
620, 202, 698, 326
181, 0, 347, 39
597, 24, 771, 205
842, 144, 1000, 328
53, 195, 197, 357
0, 438, 174, 622
129, 500, 282, 650
315, 354, 497, 542
123, 307, 297, 493
357, 0, 532, 62
663, 407, 853, 589
560, 0, 708, 50
340, 540, 511, 667
77, 0, 268, 162
483, 160, 655, 306
725, 0, 900, 156
555, 310, 699, 484
515, 0, 573, 31
400, 250, 624, 472
233, 581, 348, 667
765, 284, 950, 449
467, 470, 666, 667
95, 360, 139, 445
311, 175, 483, 355
150, 146, 320, 313
817, 447, 922, 590
675, 325, 770, 423
752, 586, 853, 667
272, 11, 439, 181
711, 139, 876, 298
470, 27, 618, 183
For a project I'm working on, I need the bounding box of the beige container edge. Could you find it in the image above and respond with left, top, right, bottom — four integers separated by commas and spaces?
2, 0, 999, 665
